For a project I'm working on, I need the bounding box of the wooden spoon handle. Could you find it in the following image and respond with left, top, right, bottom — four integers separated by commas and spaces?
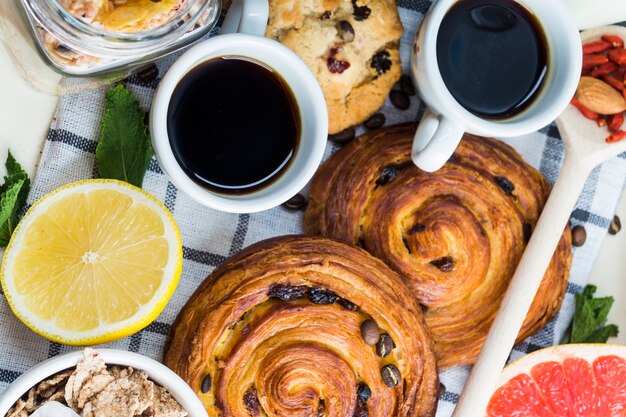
451, 154, 593, 417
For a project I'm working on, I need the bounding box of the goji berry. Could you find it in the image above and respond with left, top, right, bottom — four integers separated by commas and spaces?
571, 96, 599, 120
608, 48, 626, 65
603, 75, 625, 91
606, 130, 626, 143
583, 40, 611, 54
583, 54, 610, 70
608, 113, 624, 132
590, 62, 618, 77
613, 65, 626, 80
602, 34, 624, 48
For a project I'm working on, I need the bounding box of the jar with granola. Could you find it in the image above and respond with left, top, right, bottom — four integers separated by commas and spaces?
0, 0, 220, 93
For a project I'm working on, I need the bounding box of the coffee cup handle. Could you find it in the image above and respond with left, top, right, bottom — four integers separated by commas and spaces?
411, 108, 465, 172
220, 0, 269, 36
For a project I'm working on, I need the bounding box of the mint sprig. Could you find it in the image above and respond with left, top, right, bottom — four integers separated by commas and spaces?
0, 152, 30, 247
565, 284, 619, 344
96, 84, 153, 187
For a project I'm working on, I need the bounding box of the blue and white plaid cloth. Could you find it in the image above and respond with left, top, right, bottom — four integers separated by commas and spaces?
0, 2, 625, 416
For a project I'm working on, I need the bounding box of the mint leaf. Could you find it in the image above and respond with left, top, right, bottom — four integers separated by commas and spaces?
584, 324, 619, 343
96, 84, 153, 187
0, 179, 25, 246
0, 152, 27, 195
0, 151, 30, 247
567, 284, 619, 344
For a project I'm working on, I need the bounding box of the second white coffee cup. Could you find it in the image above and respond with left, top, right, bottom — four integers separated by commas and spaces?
151, 0, 328, 213
410, 0, 582, 173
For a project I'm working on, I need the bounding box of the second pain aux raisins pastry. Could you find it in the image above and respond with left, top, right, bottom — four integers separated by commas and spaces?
304, 123, 573, 369
265, 0, 403, 134
165, 236, 438, 417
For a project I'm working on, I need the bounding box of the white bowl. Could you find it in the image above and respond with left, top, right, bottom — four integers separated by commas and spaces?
0, 349, 208, 417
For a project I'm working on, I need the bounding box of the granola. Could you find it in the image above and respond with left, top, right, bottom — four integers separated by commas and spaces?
5, 349, 187, 417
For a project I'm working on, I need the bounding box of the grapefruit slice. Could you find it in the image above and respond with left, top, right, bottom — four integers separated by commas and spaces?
486, 344, 626, 417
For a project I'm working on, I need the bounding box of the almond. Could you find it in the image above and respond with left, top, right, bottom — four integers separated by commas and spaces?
576, 76, 626, 115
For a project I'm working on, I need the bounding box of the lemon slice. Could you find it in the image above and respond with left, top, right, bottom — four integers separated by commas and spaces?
1, 179, 182, 345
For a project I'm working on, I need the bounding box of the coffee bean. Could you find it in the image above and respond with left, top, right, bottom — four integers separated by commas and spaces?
609, 215, 621, 235
282, 193, 307, 211
352, 0, 371, 21
268, 284, 309, 301
494, 176, 515, 195
430, 256, 454, 272
571, 225, 586, 247
364, 113, 385, 130
338, 20, 355, 43
376, 334, 394, 358
370, 51, 392, 75
360, 319, 380, 345
309, 287, 338, 304
389, 90, 410, 110
380, 364, 401, 387
439, 383, 446, 397
376, 165, 399, 186
201, 374, 212, 393
244, 387, 260, 416
400, 74, 416, 96
357, 383, 372, 403
136, 63, 159, 84
328, 127, 356, 144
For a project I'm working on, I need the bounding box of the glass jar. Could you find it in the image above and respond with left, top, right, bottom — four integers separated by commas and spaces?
0, 0, 221, 94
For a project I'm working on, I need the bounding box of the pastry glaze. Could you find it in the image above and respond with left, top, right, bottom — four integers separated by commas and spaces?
304, 123, 572, 368
165, 236, 438, 417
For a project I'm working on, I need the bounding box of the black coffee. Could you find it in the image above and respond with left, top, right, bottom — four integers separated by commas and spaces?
167, 56, 299, 195
436, 0, 548, 119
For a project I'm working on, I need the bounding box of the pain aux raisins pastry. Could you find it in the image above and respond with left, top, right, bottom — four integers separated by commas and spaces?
165, 236, 438, 417
265, 0, 403, 134
304, 123, 573, 369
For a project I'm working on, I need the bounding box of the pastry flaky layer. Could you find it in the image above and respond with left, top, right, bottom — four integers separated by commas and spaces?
304, 123, 573, 369
165, 236, 439, 417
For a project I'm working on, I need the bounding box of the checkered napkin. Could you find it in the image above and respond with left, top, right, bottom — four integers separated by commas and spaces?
1, 1, 625, 415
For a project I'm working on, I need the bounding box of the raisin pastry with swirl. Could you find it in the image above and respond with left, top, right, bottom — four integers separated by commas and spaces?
265, 0, 403, 134
165, 236, 438, 417
304, 123, 573, 369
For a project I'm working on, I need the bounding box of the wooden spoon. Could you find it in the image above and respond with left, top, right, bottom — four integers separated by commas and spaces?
452, 25, 626, 417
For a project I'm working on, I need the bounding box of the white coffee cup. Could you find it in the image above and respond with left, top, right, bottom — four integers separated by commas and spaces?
151, 0, 328, 213
410, 0, 582, 172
